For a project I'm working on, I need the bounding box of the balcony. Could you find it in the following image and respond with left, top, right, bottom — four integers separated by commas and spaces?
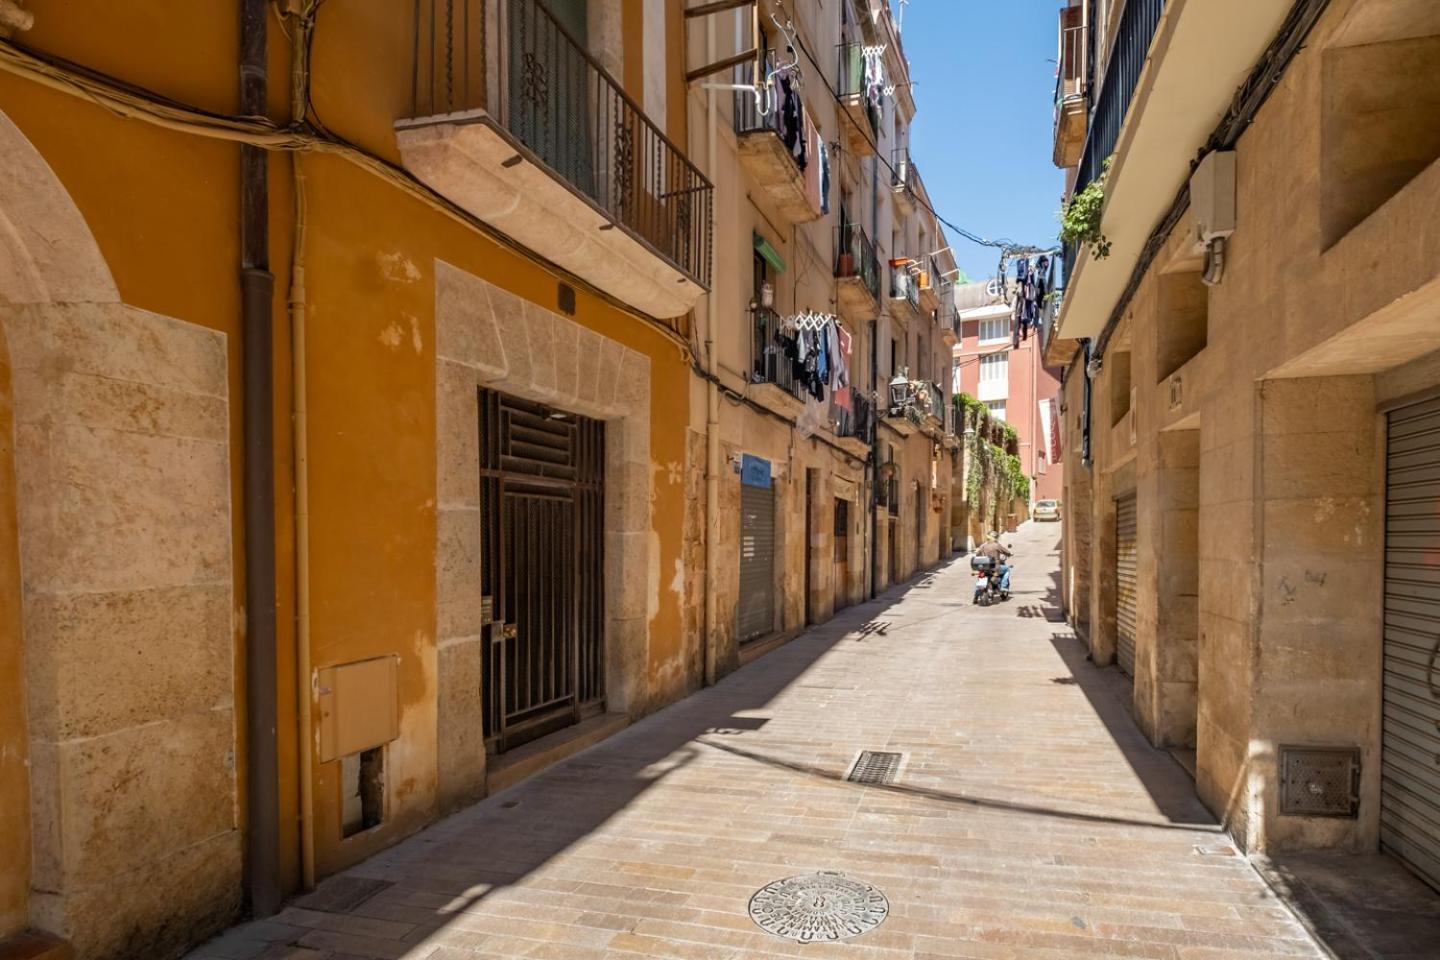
751, 306, 807, 417
837, 42, 882, 157
889, 259, 921, 322
394, 0, 712, 319
1052, 16, 1087, 168
1073, 0, 1166, 198
939, 298, 960, 349
830, 391, 875, 458
1054, 0, 1299, 344
734, 58, 824, 225
891, 149, 918, 215
918, 256, 941, 314
834, 222, 881, 319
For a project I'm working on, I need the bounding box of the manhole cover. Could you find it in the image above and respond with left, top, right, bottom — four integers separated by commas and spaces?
748, 872, 888, 942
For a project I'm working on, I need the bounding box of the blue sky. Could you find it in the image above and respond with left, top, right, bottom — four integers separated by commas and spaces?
900, 0, 1065, 281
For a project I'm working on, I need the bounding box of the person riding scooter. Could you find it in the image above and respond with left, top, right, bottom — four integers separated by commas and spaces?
976, 532, 1013, 598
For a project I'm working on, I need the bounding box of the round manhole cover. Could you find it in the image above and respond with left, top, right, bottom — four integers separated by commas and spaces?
747, 872, 888, 943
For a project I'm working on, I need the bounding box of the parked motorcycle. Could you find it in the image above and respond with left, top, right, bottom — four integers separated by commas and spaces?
970, 554, 1011, 606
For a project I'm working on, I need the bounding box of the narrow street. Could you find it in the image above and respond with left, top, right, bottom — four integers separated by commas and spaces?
192, 522, 1334, 960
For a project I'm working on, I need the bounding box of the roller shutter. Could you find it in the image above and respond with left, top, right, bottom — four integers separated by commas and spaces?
1383, 397, 1440, 891
739, 480, 776, 643
1115, 492, 1138, 678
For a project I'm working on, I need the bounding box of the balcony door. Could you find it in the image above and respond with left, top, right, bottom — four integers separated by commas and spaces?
508, 0, 595, 195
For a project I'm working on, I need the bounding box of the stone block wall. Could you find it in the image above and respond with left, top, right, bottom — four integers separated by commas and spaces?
3, 302, 239, 958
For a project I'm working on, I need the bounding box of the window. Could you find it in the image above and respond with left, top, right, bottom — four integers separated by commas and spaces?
978, 316, 1011, 344
979, 352, 1008, 384
985, 400, 1007, 422
952, 359, 962, 393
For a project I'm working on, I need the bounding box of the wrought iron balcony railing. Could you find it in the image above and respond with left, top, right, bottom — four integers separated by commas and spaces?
1074, 0, 1166, 196
837, 42, 882, 137
835, 222, 880, 301
889, 261, 920, 311
832, 390, 875, 445
751, 306, 806, 400
410, 0, 713, 287
892, 147, 916, 196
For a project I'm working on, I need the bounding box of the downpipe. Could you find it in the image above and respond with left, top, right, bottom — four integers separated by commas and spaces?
702, 7, 719, 687
239, 0, 281, 919
287, 1, 317, 892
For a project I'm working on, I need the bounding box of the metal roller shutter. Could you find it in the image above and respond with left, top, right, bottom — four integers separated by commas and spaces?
1383, 397, 1440, 891
739, 480, 776, 643
1115, 492, 1138, 678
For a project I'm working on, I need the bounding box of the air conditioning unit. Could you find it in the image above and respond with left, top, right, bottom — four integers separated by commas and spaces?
1190, 151, 1236, 253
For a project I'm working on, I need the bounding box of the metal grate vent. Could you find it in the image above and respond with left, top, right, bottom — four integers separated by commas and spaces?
847, 751, 903, 785
1279, 745, 1360, 818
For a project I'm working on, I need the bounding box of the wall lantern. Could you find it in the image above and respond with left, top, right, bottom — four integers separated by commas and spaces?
888, 372, 909, 414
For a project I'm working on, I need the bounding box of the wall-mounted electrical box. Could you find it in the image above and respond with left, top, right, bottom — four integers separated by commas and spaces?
1190, 151, 1236, 252
318, 655, 400, 763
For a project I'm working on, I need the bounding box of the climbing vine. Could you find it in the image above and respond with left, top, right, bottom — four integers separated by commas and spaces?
955, 392, 1030, 529
1059, 157, 1112, 260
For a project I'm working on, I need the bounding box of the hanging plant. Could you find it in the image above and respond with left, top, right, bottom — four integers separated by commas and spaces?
1060, 157, 1112, 260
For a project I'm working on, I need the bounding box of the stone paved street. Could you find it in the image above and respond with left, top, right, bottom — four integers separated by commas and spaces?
192, 522, 1338, 960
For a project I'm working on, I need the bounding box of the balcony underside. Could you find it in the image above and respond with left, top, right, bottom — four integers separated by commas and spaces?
1053, 96, 1087, 168
837, 276, 879, 320
737, 131, 822, 225
840, 95, 878, 156
395, 112, 705, 319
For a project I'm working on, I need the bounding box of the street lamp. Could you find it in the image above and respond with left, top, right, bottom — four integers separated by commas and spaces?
888, 372, 909, 415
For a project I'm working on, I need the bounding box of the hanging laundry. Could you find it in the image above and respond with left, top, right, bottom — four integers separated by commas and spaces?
818, 139, 831, 216
833, 326, 853, 411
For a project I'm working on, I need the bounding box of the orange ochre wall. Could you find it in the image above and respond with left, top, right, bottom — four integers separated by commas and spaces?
1, 0, 694, 902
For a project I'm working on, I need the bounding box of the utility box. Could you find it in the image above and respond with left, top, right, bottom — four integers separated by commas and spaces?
318, 655, 400, 763
1190, 150, 1236, 252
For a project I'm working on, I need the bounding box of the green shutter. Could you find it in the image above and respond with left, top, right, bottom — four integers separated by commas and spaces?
753, 233, 787, 273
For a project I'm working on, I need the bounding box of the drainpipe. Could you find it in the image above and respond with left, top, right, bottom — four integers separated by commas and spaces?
868, 318, 879, 599
287, 2, 317, 892
239, 0, 281, 919
702, 7, 720, 686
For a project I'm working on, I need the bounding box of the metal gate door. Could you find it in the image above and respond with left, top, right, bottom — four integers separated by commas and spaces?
479, 389, 605, 753
738, 479, 776, 642
1115, 492, 1138, 678
1382, 397, 1440, 891
834, 498, 850, 611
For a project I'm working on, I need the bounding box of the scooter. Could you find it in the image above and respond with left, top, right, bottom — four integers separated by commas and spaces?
970, 555, 1011, 606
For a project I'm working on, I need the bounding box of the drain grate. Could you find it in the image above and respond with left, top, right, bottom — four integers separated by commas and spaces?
847, 751, 903, 785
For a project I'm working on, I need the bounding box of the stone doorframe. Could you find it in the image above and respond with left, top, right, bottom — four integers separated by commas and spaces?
433, 260, 652, 811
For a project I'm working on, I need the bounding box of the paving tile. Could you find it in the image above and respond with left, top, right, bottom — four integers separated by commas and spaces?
182, 523, 1435, 960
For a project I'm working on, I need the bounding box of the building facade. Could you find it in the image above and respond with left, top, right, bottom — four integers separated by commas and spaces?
0, 1, 960, 958
0, 1, 709, 956
682, 0, 959, 670
952, 280, 1064, 505
1047, 0, 1440, 891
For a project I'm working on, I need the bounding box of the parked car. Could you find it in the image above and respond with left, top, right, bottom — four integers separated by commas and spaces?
1033, 499, 1061, 522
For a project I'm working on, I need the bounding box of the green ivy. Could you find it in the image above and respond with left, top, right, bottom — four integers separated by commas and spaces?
954, 391, 1030, 525
1059, 157, 1112, 260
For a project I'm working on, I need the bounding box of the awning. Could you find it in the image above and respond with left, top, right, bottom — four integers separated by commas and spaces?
753, 233, 787, 273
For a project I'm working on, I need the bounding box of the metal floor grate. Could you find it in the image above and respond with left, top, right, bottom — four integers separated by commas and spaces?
847, 751, 903, 785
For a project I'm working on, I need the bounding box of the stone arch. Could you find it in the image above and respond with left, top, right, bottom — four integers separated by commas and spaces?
0, 109, 117, 307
